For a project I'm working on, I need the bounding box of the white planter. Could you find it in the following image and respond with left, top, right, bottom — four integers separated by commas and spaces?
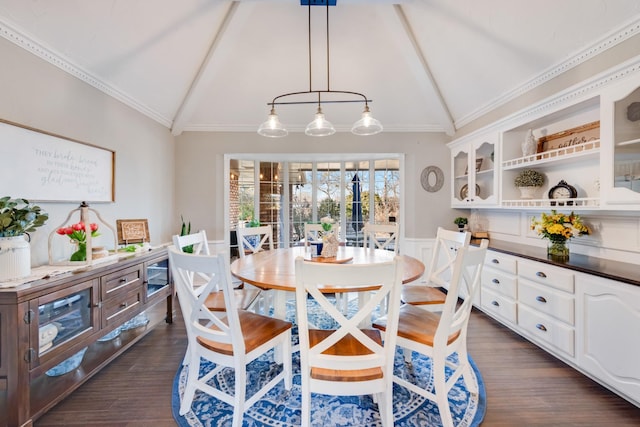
518, 186, 541, 199
0, 235, 31, 281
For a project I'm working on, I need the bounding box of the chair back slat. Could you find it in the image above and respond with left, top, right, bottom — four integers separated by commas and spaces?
362, 223, 399, 253
303, 223, 330, 246
237, 225, 274, 257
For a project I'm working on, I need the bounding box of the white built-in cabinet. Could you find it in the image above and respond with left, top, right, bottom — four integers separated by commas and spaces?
449, 67, 640, 210
449, 132, 498, 207
477, 249, 640, 407
576, 273, 640, 406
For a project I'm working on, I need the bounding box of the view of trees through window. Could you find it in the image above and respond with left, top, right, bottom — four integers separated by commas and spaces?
229, 157, 400, 249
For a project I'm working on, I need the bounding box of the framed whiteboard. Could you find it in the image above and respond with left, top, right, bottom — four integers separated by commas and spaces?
0, 119, 115, 202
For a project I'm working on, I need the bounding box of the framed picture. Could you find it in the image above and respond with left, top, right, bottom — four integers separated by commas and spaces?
537, 121, 600, 153
116, 219, 150, 244
0, 118, 115, 202
464, 158, 484, 175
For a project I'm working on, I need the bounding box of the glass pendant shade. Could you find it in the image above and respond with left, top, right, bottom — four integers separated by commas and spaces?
305, 106, 336, 137
351, 106, 383, 136
257, 108, 288, 138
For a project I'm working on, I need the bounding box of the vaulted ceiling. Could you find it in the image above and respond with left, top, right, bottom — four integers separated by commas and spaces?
1, 0, 639, 136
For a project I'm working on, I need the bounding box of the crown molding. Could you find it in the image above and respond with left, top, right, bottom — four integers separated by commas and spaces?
1, 14, 639, 134
0, 18, 173, 128
455, 16, 640, 129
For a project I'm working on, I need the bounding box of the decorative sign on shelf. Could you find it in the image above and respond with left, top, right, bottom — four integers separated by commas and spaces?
116, 219, 150, 244
0, 119, 115, 202
537, 121, 600, 154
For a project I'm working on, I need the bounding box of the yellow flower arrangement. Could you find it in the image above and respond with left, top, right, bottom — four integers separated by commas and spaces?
531, 210, 591, 244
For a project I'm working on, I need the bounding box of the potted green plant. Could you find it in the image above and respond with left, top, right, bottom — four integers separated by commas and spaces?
514, 169, 545, 199
179, 215, 193, 253
454, 216, 468, 232
0, 197, 49, 281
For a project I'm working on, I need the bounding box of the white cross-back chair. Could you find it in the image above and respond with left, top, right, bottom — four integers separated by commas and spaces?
362, 222, 400, 253
356, 222, 400, 314
303, 222, 326, 246
169, 247, 292, 427
374, 240, 488, 427
294, 255, 404, 427
237, 225, 274, 256
401, 227, 471, 311
235, 225, 275, 313
172, 231, 260, 313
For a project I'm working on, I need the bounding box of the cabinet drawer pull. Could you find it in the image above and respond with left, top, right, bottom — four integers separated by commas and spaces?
536, 271, 547, 278
492, 278, 500, 284
120, 302, 128, 308
491, 259, 500, 264
535, 296, 547, 303
120, 277, 128, 283
94, 301, 102, 308
536, 323, 547, 332
491, 300, 500, 307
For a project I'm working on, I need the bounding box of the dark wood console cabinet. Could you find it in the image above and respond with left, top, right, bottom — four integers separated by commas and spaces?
0, 248, 173, 427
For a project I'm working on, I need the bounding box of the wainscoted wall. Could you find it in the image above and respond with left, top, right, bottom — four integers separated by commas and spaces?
470, 210, 640, 264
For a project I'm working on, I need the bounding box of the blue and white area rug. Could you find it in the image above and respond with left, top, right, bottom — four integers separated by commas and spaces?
172, 301, 486, 427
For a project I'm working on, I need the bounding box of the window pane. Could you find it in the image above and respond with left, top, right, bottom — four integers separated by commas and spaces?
290, 162, 313, 245
373, 159, 400, 224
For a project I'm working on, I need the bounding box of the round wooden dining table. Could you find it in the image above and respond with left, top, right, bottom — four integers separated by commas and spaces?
230, 246, 425, 319
231, 246, 425, 290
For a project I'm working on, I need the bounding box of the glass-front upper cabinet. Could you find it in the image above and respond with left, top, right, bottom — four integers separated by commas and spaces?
449, 132, 498, 207
601, 77, 640, 208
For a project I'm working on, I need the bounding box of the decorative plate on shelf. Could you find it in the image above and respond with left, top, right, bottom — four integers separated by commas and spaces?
459, 184, 481, 200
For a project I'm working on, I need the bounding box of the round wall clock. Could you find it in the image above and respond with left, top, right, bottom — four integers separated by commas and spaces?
420, 166, 444, 193
548, 180, 577, 206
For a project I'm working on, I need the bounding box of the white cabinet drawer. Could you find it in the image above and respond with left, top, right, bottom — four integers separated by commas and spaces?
518, 260, 574, 293
519, 279, 575, 325
485, 251, 517, 275
518, 304, 575, 358
481, 288, 517, 325
482, 267, 517, 300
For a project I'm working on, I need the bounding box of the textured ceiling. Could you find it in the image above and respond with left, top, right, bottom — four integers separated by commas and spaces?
1, 0, 639, 136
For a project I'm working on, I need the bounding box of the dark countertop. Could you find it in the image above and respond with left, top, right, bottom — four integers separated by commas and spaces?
474, 239, 640, 287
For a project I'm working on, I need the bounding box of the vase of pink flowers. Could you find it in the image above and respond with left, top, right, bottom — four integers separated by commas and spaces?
56, 222, 100, 261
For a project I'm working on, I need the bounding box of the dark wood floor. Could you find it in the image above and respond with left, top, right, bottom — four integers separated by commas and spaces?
35, 307, 640, 426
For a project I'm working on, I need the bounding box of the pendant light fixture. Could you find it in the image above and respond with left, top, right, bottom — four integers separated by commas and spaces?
257, 1, 382, 137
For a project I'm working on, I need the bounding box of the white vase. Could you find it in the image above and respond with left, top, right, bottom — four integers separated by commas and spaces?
0, 235, 31, 281
522, 129, 537, 157
518, 186, 540, 199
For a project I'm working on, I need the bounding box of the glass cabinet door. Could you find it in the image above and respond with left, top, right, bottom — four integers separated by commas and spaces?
613, 87, 640, 193
473, 140, 496, 203
32, 279, 99, 368
453, 147, 471, 204
601, 78, 640, 207
146, 257, 169, 300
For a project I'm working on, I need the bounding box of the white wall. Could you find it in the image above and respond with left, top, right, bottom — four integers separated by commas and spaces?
174, 131, 465, 242
0, 37, 175, 266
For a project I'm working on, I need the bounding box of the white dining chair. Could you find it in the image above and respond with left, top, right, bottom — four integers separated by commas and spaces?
236, 225, 275, 314
362, 222, 399, 253
169, 247, 292, 427
401, 227, 471, 311
294, 255, 404, 427
303, 222, 325, 246
236, 225, 274, 256
172, 231, 261, 312
373, 240, 488, 427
